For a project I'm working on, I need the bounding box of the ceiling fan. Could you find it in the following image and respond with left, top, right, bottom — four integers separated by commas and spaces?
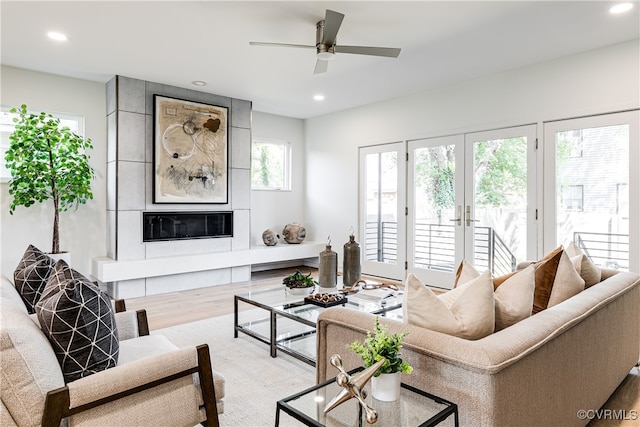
249, 9, 401, 74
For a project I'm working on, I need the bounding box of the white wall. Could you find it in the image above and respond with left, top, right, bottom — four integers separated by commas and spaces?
303, 40, 640, 265
251, 111, 306, 246
1, 66, 107, 277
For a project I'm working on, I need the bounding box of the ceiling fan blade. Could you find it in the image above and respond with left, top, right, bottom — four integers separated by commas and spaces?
322, 9, 344, 45
249, 42, 315, 49
314, 59, 328, 74
334, 45, 401, 58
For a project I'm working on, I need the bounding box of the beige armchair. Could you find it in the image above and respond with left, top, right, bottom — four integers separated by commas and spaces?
1, 275, 222, 427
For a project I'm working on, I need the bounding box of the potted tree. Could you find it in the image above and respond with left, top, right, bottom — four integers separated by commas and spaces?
4, 104, 95, 256
347, 316, 413, 401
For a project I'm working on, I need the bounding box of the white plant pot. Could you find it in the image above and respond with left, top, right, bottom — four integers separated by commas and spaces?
48, 252, 71, 265
285, 286, 314, 296
371, 372, 401, 401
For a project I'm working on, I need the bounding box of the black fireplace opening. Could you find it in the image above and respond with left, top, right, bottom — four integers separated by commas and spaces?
143, 211, 233, 242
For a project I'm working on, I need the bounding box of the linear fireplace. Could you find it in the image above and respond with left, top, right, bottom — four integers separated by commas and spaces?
143, 211, 233, 242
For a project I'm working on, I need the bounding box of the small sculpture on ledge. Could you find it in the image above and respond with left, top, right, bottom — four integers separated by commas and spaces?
282, 223, 306, 244
323, 354, 385, 424
262, 229, 279, 246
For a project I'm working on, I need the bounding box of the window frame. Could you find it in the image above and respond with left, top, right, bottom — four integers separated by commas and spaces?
250, 137, 292, 192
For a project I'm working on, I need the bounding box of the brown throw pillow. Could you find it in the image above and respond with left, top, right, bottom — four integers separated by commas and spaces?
530, 246, 585, 313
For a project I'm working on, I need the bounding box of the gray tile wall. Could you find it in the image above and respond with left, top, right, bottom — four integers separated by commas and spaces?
106, 75, 252, 298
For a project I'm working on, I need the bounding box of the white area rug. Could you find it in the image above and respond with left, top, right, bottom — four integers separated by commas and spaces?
155, 313, 316, 426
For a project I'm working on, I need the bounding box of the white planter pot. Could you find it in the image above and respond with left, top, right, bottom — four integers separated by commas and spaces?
371, 372, 401, 401
285, 286, 314, 296
48, 252, 71, 265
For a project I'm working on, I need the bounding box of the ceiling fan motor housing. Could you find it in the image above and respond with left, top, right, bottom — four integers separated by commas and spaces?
316, 20, 335, 59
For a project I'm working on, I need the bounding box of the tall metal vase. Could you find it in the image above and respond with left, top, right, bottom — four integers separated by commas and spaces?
343, 234, 361, 286
319, 242, 338, 288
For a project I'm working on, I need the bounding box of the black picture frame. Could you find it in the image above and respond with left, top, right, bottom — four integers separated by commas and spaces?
153, 94, 229, 204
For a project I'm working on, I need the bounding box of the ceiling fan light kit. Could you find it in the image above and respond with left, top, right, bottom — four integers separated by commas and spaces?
250, 9, 401, 74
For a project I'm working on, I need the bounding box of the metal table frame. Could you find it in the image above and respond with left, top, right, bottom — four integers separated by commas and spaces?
234, 289, 402, 366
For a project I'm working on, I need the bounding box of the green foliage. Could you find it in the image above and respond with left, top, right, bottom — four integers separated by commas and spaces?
474, 138, 526, 207
5, 104, 95, 253
347, 317, 413, 376
282, 269, 317, 288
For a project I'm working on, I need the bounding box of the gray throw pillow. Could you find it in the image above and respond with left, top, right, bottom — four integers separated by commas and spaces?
13, 245, 56, 313
36, 274, 119, 383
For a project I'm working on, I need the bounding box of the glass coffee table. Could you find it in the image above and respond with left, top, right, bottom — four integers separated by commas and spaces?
276, 367, 459, 426
234, 286, 403, 366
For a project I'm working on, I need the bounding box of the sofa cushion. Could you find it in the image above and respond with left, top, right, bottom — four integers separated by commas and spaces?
1, 303, 65, 427
566, 241, 601, 287
39, 259, 87, 302
120, 334, 225, 400
453, 261, 535, 330
1, 275, 28, 314
493, 265, 535, 330
36, 276, 119, 383
13, 245, 55, 313
403, 272, 495, 340
530, 246, 585, 313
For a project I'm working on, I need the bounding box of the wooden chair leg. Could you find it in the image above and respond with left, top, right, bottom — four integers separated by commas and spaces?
197, 344, 220, 427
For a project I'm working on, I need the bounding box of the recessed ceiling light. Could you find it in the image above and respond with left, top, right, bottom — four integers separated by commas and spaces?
191, 80, 207, 86
610, 3, 633, 14
313, 94, 325, 101
47, 31, 67, 41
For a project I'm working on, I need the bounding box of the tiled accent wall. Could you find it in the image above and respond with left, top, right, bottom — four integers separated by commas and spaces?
105, 76, 252, 298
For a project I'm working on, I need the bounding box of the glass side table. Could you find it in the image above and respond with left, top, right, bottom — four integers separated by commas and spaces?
276, 368, 458, 427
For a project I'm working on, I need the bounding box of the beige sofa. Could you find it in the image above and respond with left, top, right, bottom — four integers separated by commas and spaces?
1, 274, 225, 426
317, 269, 640, 427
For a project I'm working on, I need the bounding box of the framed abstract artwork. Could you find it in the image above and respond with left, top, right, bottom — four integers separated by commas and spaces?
153, 95, 228, 204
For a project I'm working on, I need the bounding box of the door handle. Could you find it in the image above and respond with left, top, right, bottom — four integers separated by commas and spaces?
466, 205, 479, 227
449, 206, 462, 226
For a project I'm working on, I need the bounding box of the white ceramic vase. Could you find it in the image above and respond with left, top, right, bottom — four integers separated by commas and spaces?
371, 371, 401, 401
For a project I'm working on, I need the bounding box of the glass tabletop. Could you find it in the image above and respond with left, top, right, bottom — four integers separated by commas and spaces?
236, 285, 404, 317
277, 368, 458, 427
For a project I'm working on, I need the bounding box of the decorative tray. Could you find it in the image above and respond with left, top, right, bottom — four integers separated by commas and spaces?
304, 293, 348, 308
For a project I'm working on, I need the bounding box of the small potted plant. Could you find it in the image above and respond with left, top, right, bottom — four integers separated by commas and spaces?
347, 316, 413, 401
283, 269, 317, 295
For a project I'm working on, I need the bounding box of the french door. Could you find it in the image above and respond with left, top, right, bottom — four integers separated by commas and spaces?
407, 125, 537, 288
543, 110, 639, 272
359, 143, 407, 280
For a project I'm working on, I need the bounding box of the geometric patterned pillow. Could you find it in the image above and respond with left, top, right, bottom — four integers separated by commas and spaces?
35, 278, 119, 383
13, 244, 56, 313
39, 259, 88, 303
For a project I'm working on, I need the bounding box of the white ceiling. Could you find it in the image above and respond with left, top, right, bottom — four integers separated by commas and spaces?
1, 1, 639, 119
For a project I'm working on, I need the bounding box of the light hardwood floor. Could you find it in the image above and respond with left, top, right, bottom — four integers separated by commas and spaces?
124, 267, 309, 330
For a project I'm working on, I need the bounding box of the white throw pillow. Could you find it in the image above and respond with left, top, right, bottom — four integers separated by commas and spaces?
452, 260, 535, 331
547, 249, 586, 307
566, 241, 601, 287
493, 265, 535, 331
403, 272, 495, 340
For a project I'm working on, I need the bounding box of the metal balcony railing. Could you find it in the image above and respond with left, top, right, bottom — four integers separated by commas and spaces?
365, 221, 517, 276
574, 231, 629, 271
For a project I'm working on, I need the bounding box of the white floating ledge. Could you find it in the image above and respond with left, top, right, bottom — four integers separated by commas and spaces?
92, 241, 325, 282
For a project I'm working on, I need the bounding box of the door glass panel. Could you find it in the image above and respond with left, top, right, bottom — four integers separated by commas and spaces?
364, 151, 398, 265
556, 124, 629, 270
413, 145, 456, 272
472, 137, 527, 276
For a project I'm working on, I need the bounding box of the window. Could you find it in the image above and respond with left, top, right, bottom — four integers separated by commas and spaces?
1, 106, 84, 182
562, 185, 584, 212
251, 138, 291, 191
